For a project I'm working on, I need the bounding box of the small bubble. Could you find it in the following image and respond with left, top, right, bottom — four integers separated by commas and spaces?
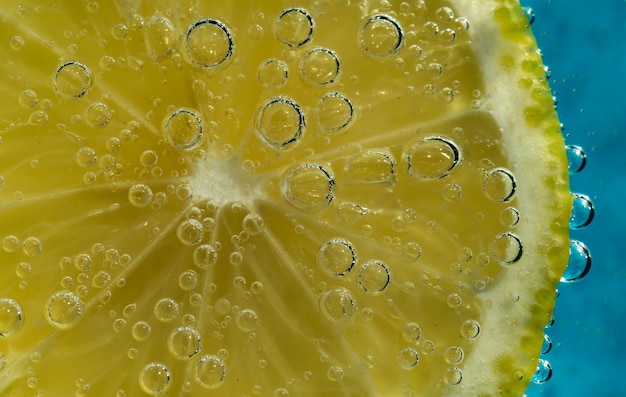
444, 346, 464, 364
18, 90, 38, 108
569, 193, 594, 229
140, 150, 158, 167
84, 102, 111, 128
542, 334, 553, 354
154, 298, 179, 322
442, 183, 462, 202
0, 298, 23, 337
565, 145, 586, 174
46, 291, 83, 329
99, 55, 116, 71
490, 232, 523, 265
447, 293, 461, 308
236, 308, 259, 332
359, 14, 404, 58
175, 183, 193, 201
444, 367, 462, 385
229, 251, 243, 266
110, 23, 128, 40
317, 92, 354, 132
282, 163, 335, 212
177, 219, 204, 246
357, 260, 391, 294
194, 355, 226, 389
299, 48, 340, 85
162, 108, 204, 151
402, 322, 422, 342
242, 213, 265, 236
54, 61, 92, 98
460, 319, 480, 339
258, 59, 289, 88
560, 240, 591, 283
168, 326, 202, 359
179, 270, 198, 290
251, 281, 264, 294
327, 366, 344, 381
345, 151, 395, 184
275, 8, 314, 47
335, 202, 369, 224
397, 347, 419, 369
92, 271, 111, 288
128, 184, 153, 207
500, 207, 520, 227
319, 288, 356, 322
317, 238, 357, 276
15, 261, 31, 278
483, 168, 516, 202
22, 236, 41, 256
3, 235, 20, 252
256, 96, 305, 150
106, 137, 121, 152
437, 28, 457, 45
144, 17, 177, 59
532, 359, 552, 384
184, 18, 233, 69
139, 362, 171, 395
193, 244, 217, 269
9, 35, 24, 50
405, 136, 461, 179
274, 387, 289, 397
132, 321, 152, 341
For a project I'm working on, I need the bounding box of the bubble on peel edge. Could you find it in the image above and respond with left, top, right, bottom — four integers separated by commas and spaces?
560, 240, 591, 283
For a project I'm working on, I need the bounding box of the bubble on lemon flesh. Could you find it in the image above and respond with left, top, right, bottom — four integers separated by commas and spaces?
0, 1, 569, 396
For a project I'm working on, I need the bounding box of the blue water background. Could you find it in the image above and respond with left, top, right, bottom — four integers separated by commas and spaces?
522, 0, 626, 395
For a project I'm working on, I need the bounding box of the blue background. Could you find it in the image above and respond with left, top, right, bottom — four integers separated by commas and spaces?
522, 0, 625, 396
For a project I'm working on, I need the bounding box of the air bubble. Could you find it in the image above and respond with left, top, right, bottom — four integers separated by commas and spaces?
319, 288, 356, 322
256, 96, 305, 150
54, 61, 92, 98
335, 201, 369, 224
9, 35, 24, 50
317, 92, 354, 132
500, 207, 520, 227
258, 59, 288, 88
242, 213, 265, 236
402, 322, 422, 342
236, 308, 259, 332
177, 219, 204, 246
175, 183, 193, 201
128, 184, 153, 208
45, 291, 83, 329
145, 17, 177, 59
281, 163, 335, 212
2, 235, 20, 252
442, 183, 462, 202
300, 48, 340, 85
85, 102, 111, 128
193, 244, 217, 269
569, 193, 594, 229
327, 366, 344, 381
542, 334, 553, 354
92, 271, 111, 288
357, 260, 391, 294
162, 108, 204, 151
194, 355, 226, 389
359, 14, 404, 58
490, 232, 523, 265
22, 236, 41, 256
560, 240, 591, 282
532, 359, 552, 384
460, 319, 480, 339
0, 298, 23, 337
179, 270, 198, 290
185, 19, 233, 69
317, 238, 357, 276
405, 136, 460, 179
275, 8, 314, 47
397, 347, 419, 369
566, 145, 586, 174
483, 168, 516, 202
444, 367, 462, 385
132, 321, 152, 341
18, 90, 38, 108
154, 298, 179, 322
168, 326, 202, 359
139, 362, 171, 395
444, 346, 464, 364
345, 151, 395, 184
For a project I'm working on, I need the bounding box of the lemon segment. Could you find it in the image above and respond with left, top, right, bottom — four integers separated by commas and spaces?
0, 1, 569, 396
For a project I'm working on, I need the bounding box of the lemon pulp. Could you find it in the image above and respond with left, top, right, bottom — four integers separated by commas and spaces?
0, 0, 570, 396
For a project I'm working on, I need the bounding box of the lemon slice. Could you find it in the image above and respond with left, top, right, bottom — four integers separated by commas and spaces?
0, 0, 570, 396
